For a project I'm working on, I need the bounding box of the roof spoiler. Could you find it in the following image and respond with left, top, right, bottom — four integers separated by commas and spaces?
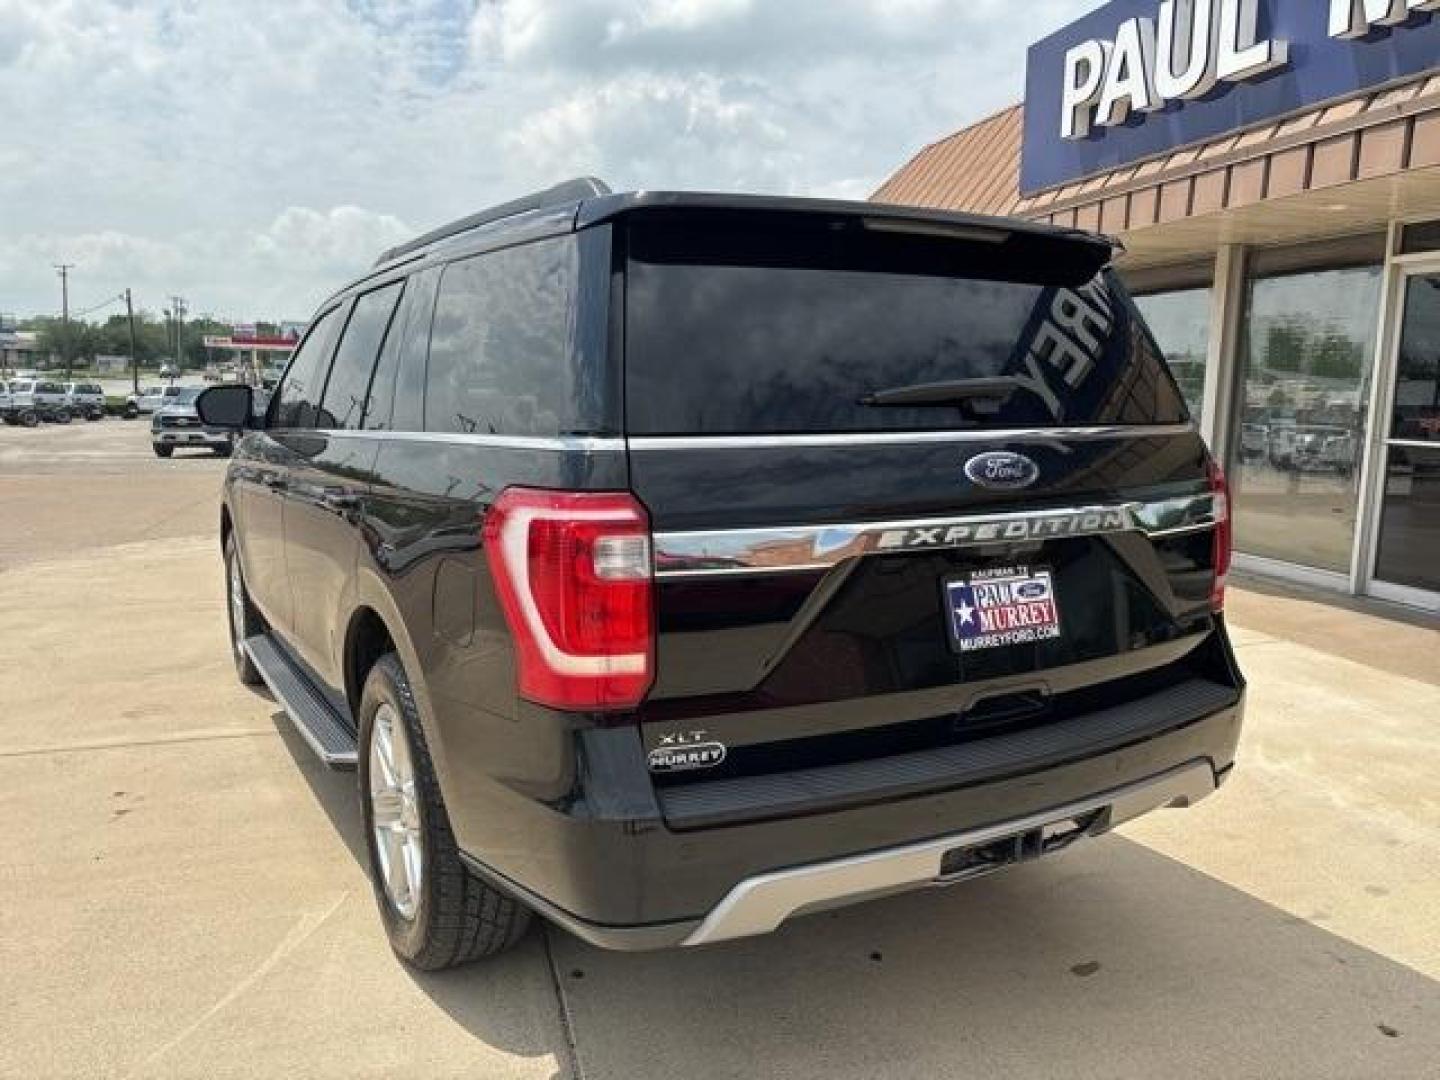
373, 177, 612, 268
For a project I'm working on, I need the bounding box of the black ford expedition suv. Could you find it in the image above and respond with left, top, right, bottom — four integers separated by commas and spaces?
198, 178, 1243, 970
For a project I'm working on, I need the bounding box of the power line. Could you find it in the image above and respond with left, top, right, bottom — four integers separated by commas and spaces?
70, 292, 126, 320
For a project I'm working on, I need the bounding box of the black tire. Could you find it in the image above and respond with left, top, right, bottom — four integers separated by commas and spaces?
214, 437, 234, 458
54, 408, 71, 424
124, 405, 139, 420
223, 534, 264, 686
20, 410, 38, 428
153, 444, 173, 458
358, 654, 531, 969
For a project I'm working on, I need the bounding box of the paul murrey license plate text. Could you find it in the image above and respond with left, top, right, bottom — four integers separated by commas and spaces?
948, 567, 1062, 652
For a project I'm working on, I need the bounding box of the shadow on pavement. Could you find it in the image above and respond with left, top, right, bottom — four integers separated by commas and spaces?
271, 710, 576, 1079
274, 708, 1439, 1079
549, 840, 1440, 1080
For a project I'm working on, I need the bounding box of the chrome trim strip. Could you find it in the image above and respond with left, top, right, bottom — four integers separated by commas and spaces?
316, 430, 625, 453
681, 761, 1217, 947
629, 424, 1197, 451
295, 425, 1201, 452
654, 492, 1219, 578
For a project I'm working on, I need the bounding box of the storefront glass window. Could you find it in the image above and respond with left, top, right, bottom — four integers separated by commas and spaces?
1400, 220, 1440, 256
1233, 264, 1382, 573
1133, 288, 1210, 418
1374, 273, 1440, 595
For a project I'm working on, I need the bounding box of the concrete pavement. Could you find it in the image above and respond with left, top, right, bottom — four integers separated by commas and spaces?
2, 421, 1438, 1078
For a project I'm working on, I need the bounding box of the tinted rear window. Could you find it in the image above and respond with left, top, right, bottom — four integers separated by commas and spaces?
624, 213, 1188, 435
424, 236, 580, 436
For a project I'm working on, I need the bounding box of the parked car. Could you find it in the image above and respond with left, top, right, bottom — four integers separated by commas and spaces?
151, 386, 235, 458
159, 363, 179, 379
1291, 424, 1355, 474
1240, 422, 1268, 462
1319, 430, 1359, 476
1267, 422, 1298, 470
199, 180, 1243, 971
0, 381, 39, 426
8, 378, 71, 422
125, 384, 184, 419
63, 382, 106, 421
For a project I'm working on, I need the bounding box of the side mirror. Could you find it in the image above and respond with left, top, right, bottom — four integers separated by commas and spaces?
197, 385, 255, 429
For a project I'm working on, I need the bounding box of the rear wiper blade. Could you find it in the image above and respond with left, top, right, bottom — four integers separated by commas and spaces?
860, 376, 1021, 409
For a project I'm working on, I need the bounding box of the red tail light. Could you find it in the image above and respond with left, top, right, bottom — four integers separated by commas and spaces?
1207, 458, 1232, 613
483, 488, 654, 711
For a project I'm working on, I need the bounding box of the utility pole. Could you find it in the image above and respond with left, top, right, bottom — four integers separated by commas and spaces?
169, 295, 186, 376
125, 288, 139, 395
54, 263, 74, 379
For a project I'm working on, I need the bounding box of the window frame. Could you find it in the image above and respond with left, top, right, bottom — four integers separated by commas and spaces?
266, 301, 347, 430
362, 267, 441, 434
314, 280, 406, 432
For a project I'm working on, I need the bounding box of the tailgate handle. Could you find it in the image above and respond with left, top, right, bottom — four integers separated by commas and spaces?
959, 689, 1050, 730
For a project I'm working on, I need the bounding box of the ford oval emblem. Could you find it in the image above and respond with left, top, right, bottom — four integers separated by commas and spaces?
964, 451, 1040, 490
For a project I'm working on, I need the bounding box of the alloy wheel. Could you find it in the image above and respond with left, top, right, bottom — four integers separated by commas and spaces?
228, 551, 247, 658
368, 703, 424, 919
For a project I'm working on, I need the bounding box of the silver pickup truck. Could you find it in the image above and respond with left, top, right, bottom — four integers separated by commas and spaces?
5, 379, 71, 423
63, 382, 107, 421
0, 381, 38, 426
125, 384, 184, 419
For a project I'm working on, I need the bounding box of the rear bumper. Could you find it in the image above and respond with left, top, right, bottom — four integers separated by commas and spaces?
683, 758, 1218, 947
455, 690, 1244, 950
465, 755, 1225, 951
153, 429, 231, 446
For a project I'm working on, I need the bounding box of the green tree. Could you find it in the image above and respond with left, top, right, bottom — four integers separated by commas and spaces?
1263, 321, 1307, 375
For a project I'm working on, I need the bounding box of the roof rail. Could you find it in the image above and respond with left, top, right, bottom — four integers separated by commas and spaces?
374, 177, 612, 267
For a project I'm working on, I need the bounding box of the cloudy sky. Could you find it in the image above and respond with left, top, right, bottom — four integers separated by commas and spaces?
0, 0, 1094, 323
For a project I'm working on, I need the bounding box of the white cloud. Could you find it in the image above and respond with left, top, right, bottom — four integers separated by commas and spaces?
248, 207, 415, 277
1, 0, 1095, 321
0, 207, 413, 322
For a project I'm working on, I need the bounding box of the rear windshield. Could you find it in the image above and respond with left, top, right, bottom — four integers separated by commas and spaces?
623, 213, 1189, 435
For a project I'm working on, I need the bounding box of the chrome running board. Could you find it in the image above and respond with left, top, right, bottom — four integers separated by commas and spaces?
244, 634, 358, 768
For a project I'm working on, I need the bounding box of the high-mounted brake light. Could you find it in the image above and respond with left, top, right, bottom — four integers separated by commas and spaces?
483, 488, 654, 711
1207, 458, 1232, 613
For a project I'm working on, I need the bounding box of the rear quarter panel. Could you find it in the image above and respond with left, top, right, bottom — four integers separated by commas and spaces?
357, 436, 630, 868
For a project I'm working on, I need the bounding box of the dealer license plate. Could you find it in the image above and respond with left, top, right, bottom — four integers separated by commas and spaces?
944, 566, 1062, 653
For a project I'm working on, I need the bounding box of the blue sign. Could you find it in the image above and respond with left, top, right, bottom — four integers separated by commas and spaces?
1021, 0, 1440, 195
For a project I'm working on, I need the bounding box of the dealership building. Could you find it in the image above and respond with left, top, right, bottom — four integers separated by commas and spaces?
875, 0, 1439, 613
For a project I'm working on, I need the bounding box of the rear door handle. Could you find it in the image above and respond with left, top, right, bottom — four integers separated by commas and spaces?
262, 474, 289, 492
